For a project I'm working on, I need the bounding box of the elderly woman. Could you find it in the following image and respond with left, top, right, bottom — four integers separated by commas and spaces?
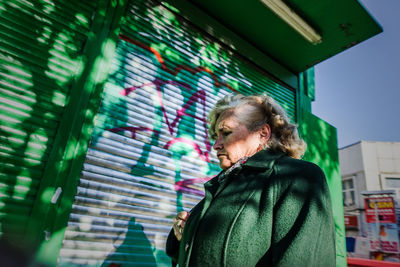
166, 94, 336, 266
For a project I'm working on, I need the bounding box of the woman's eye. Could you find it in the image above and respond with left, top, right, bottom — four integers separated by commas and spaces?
222, 131, 231, 137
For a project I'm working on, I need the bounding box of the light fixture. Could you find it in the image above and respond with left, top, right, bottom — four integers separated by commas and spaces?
260, 0, 322, 44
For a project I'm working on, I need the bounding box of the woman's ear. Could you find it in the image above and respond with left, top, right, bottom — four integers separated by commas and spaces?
259, 123, 271, 142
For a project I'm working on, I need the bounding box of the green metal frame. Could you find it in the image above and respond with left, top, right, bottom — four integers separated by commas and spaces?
298, 68, 313, 115
299, 110, 346, 267
297, 75, 346, 266
25, 0, 129, 265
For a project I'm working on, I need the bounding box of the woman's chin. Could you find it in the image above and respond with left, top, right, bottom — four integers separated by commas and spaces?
219, 161, 232, 170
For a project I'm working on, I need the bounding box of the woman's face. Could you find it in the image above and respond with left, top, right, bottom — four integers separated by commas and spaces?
213, 110, 263, 170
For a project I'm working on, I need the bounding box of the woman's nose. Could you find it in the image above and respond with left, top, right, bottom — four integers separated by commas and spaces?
213, 137, 223, 150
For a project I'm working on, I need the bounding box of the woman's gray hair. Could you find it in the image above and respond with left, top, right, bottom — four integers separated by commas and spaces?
208, 94, 306, 159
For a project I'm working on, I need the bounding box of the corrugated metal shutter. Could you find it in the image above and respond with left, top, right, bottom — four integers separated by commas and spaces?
58, 0, 296, 266
0, 0, 97, 238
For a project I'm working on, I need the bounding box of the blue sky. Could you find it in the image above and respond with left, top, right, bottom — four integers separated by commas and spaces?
313, 0, 400, 148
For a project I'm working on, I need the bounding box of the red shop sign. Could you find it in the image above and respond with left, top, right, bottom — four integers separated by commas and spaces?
344, 215, 358, 227
364, 197, 396, 223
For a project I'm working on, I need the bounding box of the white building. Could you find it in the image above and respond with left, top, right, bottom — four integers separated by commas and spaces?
340, 141, 400, 237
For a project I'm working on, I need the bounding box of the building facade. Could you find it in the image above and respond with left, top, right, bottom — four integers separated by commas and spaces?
341, 141, 400, 244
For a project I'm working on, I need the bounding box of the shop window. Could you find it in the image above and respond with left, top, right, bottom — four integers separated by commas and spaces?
385, 177, 400, 188
343, 177, 356, 207
381, 175, 400, 200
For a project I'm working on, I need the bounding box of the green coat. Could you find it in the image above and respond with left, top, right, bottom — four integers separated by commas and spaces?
166, 149, 336, 266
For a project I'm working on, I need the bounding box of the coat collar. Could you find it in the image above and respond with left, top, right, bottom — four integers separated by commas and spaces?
242, 148, 285, 169
204, 149, 285, 190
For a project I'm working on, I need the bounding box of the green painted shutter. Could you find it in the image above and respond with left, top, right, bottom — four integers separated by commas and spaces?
0, 0, 97, 239
57, 0, 296, 266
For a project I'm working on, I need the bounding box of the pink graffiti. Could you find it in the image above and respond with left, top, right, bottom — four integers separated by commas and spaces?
118, 77, 211, 162
109, 126, 159, 139
164, 137, 209, 162
119, 34, 238, 93
107, 35, 229, 194
174, 176, 214, 196
120, 80, 191, 98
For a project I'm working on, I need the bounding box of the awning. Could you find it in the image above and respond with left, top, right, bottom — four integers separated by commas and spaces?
188, 0, 382, 73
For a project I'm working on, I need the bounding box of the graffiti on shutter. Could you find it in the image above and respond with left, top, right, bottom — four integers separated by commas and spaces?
58, 0, 295, 266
